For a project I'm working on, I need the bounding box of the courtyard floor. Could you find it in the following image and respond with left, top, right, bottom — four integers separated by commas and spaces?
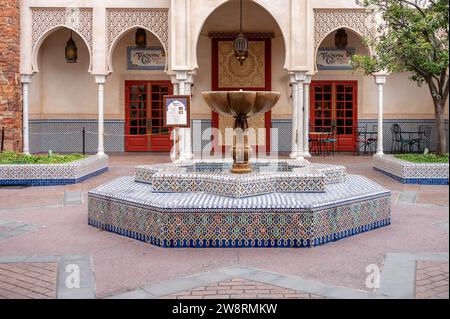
0, 154, 448, 299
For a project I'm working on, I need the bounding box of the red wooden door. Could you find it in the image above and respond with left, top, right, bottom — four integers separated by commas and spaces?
310, 81, 357, 152
125, 81, 173, 152
149, 82, 173, 152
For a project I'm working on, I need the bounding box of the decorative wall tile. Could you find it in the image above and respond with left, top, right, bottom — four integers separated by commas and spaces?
373, 155, 449, 185
31, 7, 93, 52
88, 175, 391, 248
0, 155, 108, 186
107, 8, 169, 56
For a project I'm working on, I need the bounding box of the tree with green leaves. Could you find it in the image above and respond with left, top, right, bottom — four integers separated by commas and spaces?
352, 0, 449, 155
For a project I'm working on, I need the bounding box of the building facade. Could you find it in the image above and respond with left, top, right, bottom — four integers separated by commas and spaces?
0, 0, 448, 156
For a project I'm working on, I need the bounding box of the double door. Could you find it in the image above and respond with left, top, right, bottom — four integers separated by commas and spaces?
310, 81, 357, 152
125, 81, 173, 152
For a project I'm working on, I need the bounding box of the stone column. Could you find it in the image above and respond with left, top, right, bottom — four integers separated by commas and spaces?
183, 75, 193, 160
295, 72, 306, 160
374, 74, 386, 157
303, 74, 312, 157
177, 77, 187, 160
289, 75, 298, 158
21, 75, 32, 155
95, 75, 106, 156
175, 71, 193, 161
170, 76, 180, 161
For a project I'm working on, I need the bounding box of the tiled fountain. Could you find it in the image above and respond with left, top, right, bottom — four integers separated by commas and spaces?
87, 91, 391, 247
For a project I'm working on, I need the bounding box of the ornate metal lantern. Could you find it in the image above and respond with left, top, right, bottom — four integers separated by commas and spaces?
135, 28, 147, 48
65, 31, 78, 63
234, 0, 248, 65
335, 29, 348, 49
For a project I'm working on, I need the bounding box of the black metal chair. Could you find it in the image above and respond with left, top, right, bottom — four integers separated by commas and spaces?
411, 125, 431, 153
319, 124, 338, 156
355, 124, 375, 155
309, 133, 321, 156
391, 124, 414, 153
366, 124, 378, 154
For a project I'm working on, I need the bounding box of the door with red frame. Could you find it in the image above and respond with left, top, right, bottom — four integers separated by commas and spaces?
125, 81, 173, 152
310, 81, 357, 152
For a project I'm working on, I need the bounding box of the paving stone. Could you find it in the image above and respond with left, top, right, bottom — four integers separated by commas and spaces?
0, 262, 57, 299
159, 277, 324, 299
415, 261, 449, 299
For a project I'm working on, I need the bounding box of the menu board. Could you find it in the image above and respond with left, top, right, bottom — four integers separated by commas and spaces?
164, 95, 190, 127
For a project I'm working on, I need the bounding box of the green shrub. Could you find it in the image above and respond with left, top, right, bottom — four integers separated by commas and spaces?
394, 153, 449, 163
0, 152, 86, 164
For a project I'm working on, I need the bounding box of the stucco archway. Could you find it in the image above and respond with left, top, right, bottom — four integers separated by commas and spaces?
314, 26, 373, 72
107, 26, 168, 73
31, 25, 92, 74
191, 0, 289, 70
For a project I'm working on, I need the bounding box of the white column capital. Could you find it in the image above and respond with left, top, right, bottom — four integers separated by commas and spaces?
304, 74, 312, 85
374, 74, 386, 85
95, 75, 107, 84
20, 74, 32, 84
174, 70, 188, 81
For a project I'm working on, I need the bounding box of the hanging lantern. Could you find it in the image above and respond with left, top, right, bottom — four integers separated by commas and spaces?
335, 29, 348, 49
234, 33, 249, 65
65, 31, 78, 63
234, 0, 248, 65
135, 28, 147, 48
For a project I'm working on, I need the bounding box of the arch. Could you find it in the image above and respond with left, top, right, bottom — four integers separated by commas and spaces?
192, 0, 289, 70
314, 26, 373, 72
107, 25, 168, 74
31, 25, 92, 74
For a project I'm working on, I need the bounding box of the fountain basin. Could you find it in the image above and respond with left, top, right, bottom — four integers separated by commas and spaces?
88, 174, 391, 248
134, 160, 347, 198
88, 159, 391, 248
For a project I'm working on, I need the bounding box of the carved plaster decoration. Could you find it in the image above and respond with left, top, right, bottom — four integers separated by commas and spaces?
31, 7, 93, 52
106, 8, 169, 54
314, 9, 375, 52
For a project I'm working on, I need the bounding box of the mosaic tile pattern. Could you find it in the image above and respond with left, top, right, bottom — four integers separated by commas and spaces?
0, 155, 108, 186
373, 155, 449, 185
87, 175, 391, 248
29, 120, 124, 153
135, 160, 346, 198
28, 119, 448, 154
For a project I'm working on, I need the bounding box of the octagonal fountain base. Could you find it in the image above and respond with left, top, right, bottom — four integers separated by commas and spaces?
88, 160, 391, 248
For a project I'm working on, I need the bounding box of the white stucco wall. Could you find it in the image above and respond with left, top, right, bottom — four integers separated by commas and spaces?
23, 0, 447, 122
30, 29, 97, 118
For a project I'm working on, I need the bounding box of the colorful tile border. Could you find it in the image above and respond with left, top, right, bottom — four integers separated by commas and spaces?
0, 155, 108, 186
134, 160, 346, 198
87, 175, 391, 248
373, 155, 448, 185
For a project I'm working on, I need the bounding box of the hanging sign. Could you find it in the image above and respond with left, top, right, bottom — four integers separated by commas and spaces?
316, 48, 355, 70
127, 46, 166, 70
164, 95, 191, 127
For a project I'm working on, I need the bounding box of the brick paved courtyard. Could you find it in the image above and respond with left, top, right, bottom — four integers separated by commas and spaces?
0, 154, 448, 299
0, 262, 57, 299
415, 261, 449, 299
161, 278, 324, 299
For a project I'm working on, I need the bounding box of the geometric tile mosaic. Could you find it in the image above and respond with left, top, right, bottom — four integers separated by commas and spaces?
135, 160, 347, 198
88, 174, 391, 248
0, 155, 108, 186
373, 155, 449, 185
